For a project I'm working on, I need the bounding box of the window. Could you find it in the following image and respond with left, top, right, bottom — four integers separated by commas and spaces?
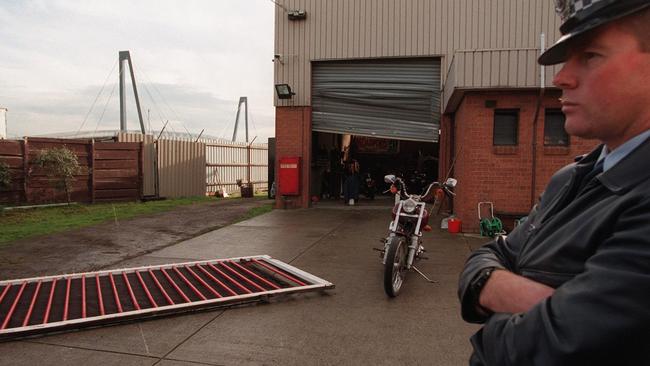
544, 109, 569, 146
493, 109, 519, 146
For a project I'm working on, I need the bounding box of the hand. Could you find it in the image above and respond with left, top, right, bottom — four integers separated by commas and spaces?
479, 269, 555, 314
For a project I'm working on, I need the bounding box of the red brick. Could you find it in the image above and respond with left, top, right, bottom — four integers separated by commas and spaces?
274, 91, 598, 232
446, 90, 598, 232
275, 106, 312, 209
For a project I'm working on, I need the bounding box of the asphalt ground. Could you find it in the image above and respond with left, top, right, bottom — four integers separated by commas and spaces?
0, 197, 485, 366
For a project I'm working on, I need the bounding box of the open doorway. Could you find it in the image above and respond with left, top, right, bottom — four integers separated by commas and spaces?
311, 131, 438, 204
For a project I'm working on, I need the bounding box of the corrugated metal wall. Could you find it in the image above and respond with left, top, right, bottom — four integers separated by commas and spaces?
312, 58, 441, 142
157, 139, 206, 198
117, 132, 205, 198
454, 49, 544, 87
274, 0, 563, 107
118, 133, 268, 197
443, 48, 549, 111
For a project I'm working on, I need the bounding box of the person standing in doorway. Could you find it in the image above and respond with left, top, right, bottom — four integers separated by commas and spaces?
343, 158, 360, 205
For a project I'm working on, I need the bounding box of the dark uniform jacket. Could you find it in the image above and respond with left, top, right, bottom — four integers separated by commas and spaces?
458, 136, 650, 366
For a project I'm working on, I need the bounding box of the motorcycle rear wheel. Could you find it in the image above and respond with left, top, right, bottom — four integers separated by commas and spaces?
383, 235, 408, 297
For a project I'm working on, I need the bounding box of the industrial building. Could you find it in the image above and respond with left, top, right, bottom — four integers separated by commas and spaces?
272, 0, 597, 231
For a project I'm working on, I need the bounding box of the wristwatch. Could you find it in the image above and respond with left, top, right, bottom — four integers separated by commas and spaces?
470, 267, 496, 314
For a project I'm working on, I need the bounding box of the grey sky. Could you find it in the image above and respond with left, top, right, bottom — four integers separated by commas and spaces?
0, 0, 276, 141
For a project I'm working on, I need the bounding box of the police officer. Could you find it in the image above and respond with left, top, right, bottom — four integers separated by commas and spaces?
458, 1, 650, 365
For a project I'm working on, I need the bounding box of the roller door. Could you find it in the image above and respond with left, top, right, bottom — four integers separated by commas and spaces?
312, 58, 441, 142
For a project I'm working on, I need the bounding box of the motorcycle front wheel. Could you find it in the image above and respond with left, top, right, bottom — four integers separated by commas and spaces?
383, 235, 408, 297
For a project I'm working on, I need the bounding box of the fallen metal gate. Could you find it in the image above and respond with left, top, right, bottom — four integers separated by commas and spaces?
0, 255, 334, 340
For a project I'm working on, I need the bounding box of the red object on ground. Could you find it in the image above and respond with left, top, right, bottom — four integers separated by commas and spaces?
63, 278, 71, 321
0, 256, 334, 341
81, 276, 87, 319
279, 157, 301, 195
251, 259, 307, 286
43, 279, 57, 324
1, 282, 26, 330
448, 218, 462, 233
95, 275, 105, 316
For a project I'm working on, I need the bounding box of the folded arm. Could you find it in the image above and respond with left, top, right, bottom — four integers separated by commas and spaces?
479, 269, 554, 314
459, 198, 650, 365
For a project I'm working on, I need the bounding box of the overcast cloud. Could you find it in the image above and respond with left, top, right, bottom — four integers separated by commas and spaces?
0, 0, 276, 141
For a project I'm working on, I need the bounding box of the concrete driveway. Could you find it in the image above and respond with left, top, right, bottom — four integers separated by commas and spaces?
0, 199, 483, 365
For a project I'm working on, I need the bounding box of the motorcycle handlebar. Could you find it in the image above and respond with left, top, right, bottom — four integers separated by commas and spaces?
412, 181, 456, 202
391, 176, 456, 201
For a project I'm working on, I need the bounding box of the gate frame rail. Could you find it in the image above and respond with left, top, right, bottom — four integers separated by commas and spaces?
0, 255, 334, 341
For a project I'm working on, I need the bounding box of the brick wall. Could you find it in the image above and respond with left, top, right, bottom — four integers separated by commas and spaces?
449, 90, 598, 232
275, 106, 312, 209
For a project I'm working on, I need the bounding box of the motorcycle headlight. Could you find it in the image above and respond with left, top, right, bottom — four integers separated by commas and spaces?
403, 198, 417, 213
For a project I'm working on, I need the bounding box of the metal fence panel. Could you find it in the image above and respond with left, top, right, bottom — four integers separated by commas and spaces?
157, 139, 206, 198
203, 138, 268, 195
118, 133, 267, 197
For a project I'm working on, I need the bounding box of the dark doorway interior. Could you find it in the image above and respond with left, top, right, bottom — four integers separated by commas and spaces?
311, 132, 438, 202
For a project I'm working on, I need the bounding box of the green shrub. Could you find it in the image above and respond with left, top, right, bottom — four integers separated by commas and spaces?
34, 147, 80, 203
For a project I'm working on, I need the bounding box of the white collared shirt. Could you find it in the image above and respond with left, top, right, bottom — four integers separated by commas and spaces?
596, 129, 650, 172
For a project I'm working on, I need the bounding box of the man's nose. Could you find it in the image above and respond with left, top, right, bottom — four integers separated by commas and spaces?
552, 60, 578, 89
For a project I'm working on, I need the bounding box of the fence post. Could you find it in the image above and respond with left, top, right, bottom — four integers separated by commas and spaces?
138, 141, 144, 200
247, 144, 251, 184
22, 137, 29, 204
90, 139, 95, 203
154, 140, 159, 198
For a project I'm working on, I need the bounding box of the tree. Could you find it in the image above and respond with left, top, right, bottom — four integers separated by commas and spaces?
34, 147, 80, 203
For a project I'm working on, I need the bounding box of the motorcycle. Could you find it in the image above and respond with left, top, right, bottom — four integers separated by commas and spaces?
362, 173, 376, 200
378, 175, 457, 297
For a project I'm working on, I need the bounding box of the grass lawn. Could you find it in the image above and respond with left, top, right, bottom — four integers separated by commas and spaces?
0, 197, 272, 244
235, 202, 273, 222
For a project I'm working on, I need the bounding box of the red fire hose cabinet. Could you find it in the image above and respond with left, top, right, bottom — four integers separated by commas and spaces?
279, 157, 301, 196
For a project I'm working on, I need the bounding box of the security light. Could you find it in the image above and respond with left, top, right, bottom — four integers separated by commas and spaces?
275, 84, 295, 99
288, 10, 307, 20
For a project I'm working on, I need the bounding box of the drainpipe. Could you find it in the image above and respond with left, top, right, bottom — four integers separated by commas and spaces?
531, 34, 546, 207
449, 114, 456, 214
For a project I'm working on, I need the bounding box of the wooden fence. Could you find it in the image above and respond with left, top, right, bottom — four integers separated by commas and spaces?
0, 137, 142, 205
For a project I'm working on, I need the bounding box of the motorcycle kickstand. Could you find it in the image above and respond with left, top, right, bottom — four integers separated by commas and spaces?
412, 265, 437, 283
373, 239, 387, 257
